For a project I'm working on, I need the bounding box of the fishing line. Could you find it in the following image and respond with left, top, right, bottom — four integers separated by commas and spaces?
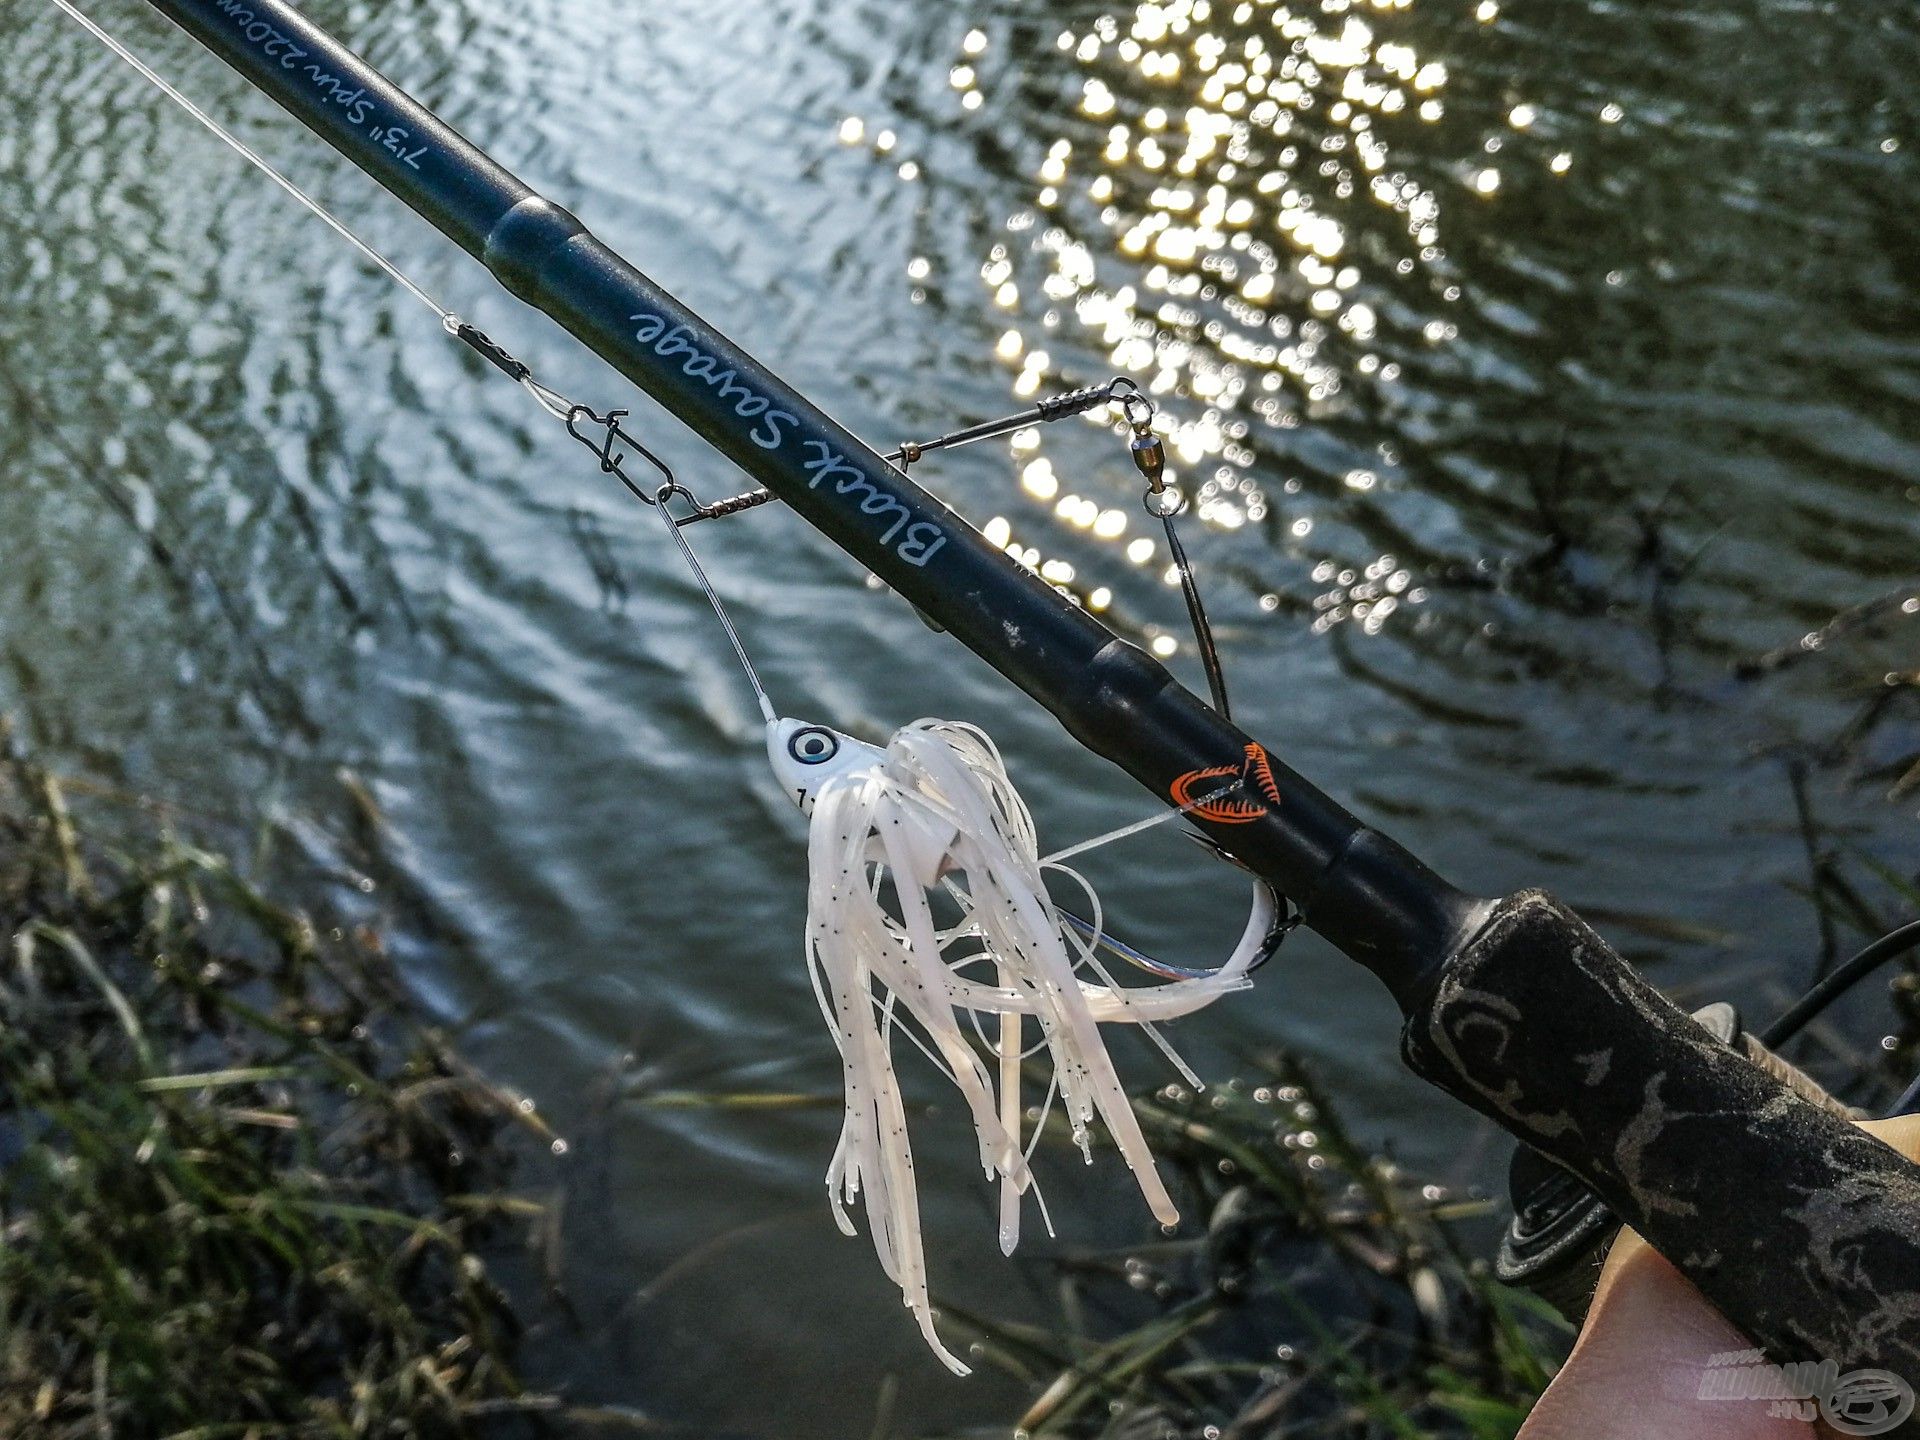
53, 0, 1275, 929
54, 0, 1236, 713
1043, 793, 1232, 866
47, 0, 1306, 1375
641, 480, 778, 724
50, 0, 447, 323
51, 0, 616, 452
52, 0, 1235, 813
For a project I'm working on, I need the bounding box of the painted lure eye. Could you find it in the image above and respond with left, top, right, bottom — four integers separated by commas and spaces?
787, 726, 840, 765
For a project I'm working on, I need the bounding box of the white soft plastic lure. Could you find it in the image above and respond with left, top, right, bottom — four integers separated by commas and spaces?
769, 716, 1274, 1373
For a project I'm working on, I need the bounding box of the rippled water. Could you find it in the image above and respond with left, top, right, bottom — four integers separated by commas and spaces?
4, 0, 1916, 1432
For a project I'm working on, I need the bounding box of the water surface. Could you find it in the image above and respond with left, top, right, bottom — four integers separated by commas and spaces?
3, 0, 1916, 1432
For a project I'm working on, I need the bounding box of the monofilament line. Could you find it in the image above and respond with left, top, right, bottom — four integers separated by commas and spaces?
1042, 781, 1243, 865
50, 0, 451, 324
55, 0, 782, 728
650, 499, 779, 724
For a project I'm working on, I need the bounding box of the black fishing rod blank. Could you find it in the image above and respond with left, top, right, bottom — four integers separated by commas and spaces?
127, 0, 1473, 1002
118, 0, 1920, 1393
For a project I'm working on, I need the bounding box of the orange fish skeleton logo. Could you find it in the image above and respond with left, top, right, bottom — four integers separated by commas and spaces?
1169, 743, 1282, 824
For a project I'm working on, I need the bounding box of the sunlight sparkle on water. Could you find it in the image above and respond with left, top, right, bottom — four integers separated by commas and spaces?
881, 0, 1467, 637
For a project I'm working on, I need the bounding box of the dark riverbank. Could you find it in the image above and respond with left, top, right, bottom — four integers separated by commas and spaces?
0, 732, 559, 1436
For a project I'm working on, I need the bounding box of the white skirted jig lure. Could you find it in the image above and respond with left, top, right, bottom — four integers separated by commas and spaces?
769, 716, 1276, 1373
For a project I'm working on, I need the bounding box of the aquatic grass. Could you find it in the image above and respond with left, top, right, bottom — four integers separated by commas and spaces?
931, 1056, 1570, 1439
1684, 596, 1920, 1107
0, 737, 560, 1437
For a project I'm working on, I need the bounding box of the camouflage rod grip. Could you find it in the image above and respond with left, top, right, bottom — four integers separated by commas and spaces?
1401, 890, 1920, 1385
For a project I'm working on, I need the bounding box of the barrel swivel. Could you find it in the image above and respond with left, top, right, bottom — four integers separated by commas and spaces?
1111, 378, 1176, 517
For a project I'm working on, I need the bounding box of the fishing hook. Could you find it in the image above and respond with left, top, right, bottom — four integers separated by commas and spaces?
1058, 879, 1296, 980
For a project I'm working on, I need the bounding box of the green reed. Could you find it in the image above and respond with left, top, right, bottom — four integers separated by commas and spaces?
932, 1059, 1569, 1440
0, 739, 554, 1439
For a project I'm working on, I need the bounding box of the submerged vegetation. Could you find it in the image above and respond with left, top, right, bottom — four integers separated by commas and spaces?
934, 1060, 1565, 1440
2, 721, 1565, 1439
1, 565, 1909, 1439
0, 731, 554, 1437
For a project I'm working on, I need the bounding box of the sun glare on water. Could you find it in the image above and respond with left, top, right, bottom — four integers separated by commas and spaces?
842, 0, 1548, 643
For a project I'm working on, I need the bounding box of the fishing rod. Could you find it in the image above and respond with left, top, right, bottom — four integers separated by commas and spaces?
63, 0, 1920, 1395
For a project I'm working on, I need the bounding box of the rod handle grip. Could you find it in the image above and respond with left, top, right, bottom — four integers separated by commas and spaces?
1401, 890, 1920, 1386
